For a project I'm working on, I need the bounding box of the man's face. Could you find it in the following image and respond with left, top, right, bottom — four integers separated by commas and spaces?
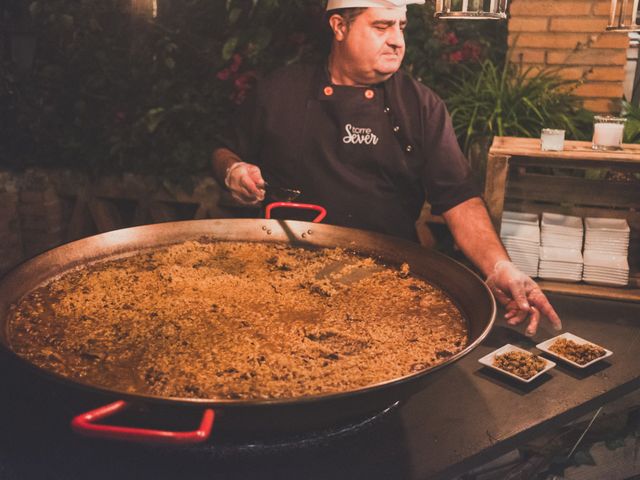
338, 8, 407, 83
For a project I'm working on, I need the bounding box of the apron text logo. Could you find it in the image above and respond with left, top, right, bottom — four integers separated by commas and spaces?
342, 124, 379, 145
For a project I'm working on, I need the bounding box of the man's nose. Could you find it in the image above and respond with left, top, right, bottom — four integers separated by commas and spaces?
388, 26, 405, 49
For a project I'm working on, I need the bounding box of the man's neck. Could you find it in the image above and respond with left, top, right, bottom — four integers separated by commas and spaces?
327, 51, 389, 86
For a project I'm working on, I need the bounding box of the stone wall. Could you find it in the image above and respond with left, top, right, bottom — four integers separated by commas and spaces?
0, 168, 226, 277
508, 0, 630, 113
0, 168, 443, 278
0, 172, 23, 275
18, 170, 66, 261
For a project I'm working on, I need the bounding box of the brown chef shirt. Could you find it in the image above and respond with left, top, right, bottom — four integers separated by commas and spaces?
215, 62, 479, 241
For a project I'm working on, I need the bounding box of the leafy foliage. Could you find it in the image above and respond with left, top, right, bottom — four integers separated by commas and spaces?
446, 59, 593, 157
1, 0, 327, 175
403, 8, 507, 96
1, 0, 498, 176
622, 99, 640, 143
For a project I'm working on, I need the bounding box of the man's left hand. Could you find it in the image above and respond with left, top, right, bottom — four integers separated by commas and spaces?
486, 260, 562, 336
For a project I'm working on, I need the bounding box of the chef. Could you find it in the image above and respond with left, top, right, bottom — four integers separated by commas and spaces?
211, 0, 562, 336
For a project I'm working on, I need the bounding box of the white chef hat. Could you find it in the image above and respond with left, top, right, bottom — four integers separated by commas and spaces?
326, 0, 425, 10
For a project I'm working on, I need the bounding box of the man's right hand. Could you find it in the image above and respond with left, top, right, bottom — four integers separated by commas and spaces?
224, 161, 266, 205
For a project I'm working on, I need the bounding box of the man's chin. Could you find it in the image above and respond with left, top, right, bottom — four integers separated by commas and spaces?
378, 58, 402, 71
374, 65, 400, 81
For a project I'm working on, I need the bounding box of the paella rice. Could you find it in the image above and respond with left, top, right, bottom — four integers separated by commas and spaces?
8, 241, 468, 400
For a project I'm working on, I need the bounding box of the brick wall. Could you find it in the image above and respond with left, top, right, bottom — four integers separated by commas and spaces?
509, 0, 630, 113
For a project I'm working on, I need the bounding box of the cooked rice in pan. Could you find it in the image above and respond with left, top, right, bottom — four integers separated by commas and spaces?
8, 241, 468, 400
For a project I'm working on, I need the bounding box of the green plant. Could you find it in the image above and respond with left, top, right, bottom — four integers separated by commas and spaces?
622, 99, 640, 143
446, 59, 593, 157
403, 7, 505, 95
1, 1, 503, 177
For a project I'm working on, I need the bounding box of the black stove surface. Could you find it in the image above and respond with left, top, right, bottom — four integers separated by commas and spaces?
201, 402, 400, 455
0, 353, 413, 480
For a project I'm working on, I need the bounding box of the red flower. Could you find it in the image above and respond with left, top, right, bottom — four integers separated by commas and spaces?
217, 54, 243, 81
461, 41, 482, 62
216, 53, 256, 104
446, 32, 458, 46
448, 50, 464, 64
230, 54, 243, 73
231, 70, 257, 104
217, 68, 231, 81
234, 71, 256, 90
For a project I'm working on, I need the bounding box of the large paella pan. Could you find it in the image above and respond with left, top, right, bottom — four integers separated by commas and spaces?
0, 218, 495, 442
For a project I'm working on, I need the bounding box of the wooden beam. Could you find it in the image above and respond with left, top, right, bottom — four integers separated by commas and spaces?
66, 193, 94, 241
88, 198, 123, 233
490, 136, 640, 163
193, 204, 209, 220
539, 281, 640, 302
148, 202, 178, 223
483, 153, 510, 233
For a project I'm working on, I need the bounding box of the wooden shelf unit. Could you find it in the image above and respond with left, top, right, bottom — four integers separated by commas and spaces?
484, 136, 640, 302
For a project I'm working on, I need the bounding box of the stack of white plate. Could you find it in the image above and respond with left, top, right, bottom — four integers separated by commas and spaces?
500, 211, 540, 277
538, 213, 584, 282
583, 217, 630, 286
538, 246, 583, 282
583, 217, 630, 254
541, 213, 584, 250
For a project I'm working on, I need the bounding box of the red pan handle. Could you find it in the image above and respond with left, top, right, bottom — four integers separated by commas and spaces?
71, 400, 215, 444
265, 202, 327, 223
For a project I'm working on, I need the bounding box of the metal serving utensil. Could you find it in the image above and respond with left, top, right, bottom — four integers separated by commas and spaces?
261, 182, 302, 202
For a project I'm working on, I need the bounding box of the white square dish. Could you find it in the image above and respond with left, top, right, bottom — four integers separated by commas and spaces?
583, 265, 629, 274
536, 333, 613, 368
584, 243, 629, 254
538, 274, 582, 282
503, 245, 540, 256
585, 217, 630, 232
501, 222, 540, 242
539, 246, 583, 264
478, 344, 555, 383
583, 251, 629, 269
585, 232, 629, 241
583, 278, 629, 285
502, 211, 540, 226
541, 212, 583, 230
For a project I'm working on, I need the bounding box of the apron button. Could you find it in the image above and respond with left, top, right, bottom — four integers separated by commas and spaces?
383, 106, 390, 113
393, 126, 400, 133
323, 86, 334, 96
405, 145, 413, 153
364, 89, 375, 99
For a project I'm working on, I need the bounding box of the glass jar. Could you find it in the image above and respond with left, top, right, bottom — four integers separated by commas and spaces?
592, 116, 626, 151
540, 128, 565, 151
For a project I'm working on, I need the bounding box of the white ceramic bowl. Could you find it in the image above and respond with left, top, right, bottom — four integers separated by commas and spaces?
536, 333, 612, 368
478, 344, 556, 383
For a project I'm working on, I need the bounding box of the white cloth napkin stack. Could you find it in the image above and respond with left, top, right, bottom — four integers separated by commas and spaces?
500, 211, 540, 278
538, 213, 584, 282
582, 217, 630, 286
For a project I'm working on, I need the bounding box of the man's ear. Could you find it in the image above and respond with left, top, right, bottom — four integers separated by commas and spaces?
329, 14, 348, 41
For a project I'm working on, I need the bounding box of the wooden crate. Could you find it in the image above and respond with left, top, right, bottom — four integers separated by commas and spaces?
484, 136, 640, 302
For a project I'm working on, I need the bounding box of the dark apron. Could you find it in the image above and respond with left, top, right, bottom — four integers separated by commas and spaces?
266, 68, 425, 242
